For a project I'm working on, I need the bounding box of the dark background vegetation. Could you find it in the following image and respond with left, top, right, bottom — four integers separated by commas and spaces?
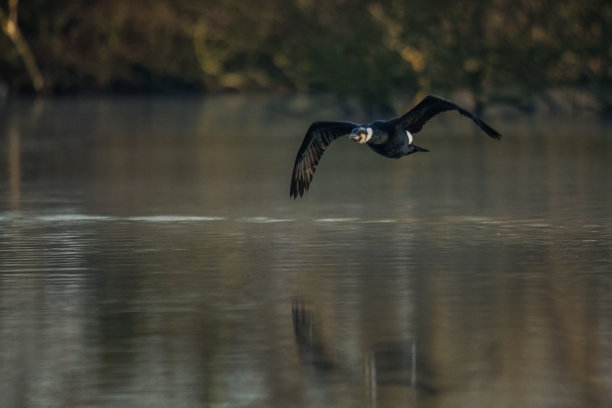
1, 0, 611, 113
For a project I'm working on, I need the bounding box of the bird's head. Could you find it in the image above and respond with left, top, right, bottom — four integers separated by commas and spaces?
349, 127, 373, 144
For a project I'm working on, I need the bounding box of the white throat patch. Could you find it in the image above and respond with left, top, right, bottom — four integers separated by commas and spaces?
405, 129, 414, 144
365, 127, 373, 142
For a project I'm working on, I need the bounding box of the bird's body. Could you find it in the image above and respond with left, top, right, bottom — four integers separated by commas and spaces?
290, 95, 501, 198
364, 120, 418, 158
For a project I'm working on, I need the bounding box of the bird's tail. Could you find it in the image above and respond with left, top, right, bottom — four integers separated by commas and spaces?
411, 144, 429, 153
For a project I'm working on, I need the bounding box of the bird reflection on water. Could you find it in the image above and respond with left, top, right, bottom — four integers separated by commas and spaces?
291, 299, 436, 402
292, 299, 336, 372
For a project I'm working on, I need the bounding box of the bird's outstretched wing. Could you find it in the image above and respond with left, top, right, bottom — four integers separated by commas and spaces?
393, 95, 501, 139
290, 121, 358, 198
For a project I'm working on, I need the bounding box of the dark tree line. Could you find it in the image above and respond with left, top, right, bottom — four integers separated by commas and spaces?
1, 0, 610, 112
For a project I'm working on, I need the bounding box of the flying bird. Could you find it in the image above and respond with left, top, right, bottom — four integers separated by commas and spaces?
289, 95, 501, 198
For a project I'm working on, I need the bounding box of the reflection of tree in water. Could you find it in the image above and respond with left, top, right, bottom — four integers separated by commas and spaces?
291, 298, 437, 403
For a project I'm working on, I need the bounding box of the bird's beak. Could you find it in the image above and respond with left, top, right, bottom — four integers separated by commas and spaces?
349, 132, 367, 144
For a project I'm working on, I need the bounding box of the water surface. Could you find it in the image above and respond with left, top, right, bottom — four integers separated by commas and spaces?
1, 96, 611, 407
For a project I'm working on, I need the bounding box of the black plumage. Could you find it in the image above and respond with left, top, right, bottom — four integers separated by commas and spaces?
290, 95, 501, 198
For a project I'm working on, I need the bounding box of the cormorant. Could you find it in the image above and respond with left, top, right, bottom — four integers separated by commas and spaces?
289, 95, 501, 198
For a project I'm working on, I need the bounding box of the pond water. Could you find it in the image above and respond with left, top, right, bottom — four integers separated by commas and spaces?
1, 96, 611, 407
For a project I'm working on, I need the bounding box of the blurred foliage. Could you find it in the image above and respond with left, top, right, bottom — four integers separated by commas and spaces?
1, 0, 611, 111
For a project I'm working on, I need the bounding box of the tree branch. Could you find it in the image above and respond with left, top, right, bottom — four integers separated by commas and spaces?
1, 0, 45, 92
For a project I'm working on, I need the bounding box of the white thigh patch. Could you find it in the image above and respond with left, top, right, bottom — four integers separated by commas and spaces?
366, 127, 373, 142
405, 130, 414, 144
